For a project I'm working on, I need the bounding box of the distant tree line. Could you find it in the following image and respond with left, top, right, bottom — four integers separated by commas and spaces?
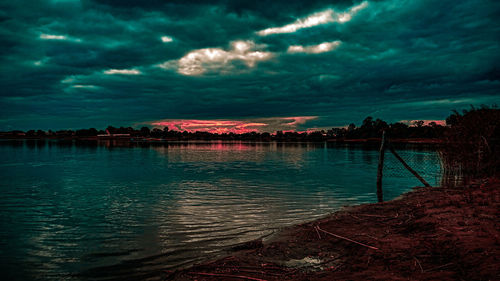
0, 120, 445, 141
327, 116, 446, 139
1, 106, 497, 143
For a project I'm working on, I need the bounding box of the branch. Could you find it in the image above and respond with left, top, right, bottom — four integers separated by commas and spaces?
316, 225, 379, 250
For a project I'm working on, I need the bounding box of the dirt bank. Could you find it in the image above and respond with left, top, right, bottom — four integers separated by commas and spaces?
166, 178, 499, 281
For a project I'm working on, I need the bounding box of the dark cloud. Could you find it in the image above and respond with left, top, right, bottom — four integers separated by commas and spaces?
0, 0, 499, 131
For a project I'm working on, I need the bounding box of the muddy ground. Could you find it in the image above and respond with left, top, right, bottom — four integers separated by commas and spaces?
165, 178, 499, 281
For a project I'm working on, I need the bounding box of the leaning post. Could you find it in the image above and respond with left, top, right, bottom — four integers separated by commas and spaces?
387, 144, 431, 187
376, 130, 386, 202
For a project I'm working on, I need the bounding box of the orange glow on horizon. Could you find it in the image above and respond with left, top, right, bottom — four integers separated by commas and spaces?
150, 116, 319, 134
404, 120, 446, 126
151, 119, 268, 134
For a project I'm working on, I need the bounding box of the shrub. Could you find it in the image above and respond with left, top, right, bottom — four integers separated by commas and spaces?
440, 105, 499, 184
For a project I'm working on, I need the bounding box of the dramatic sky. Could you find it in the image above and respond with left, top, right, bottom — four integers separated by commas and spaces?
1, 0, 499, 132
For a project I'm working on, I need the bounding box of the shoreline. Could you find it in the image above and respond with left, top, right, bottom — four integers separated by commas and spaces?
0, 137, 442, 145
167, 178, 499, 280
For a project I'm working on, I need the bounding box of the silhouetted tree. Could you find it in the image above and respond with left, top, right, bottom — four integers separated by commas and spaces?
361, 117, 374, 130
151, 128, 162, 138
36, 130, 46, 136
140, 126, 151, 137
106, 126, 117, 134
413, 120, 425, 128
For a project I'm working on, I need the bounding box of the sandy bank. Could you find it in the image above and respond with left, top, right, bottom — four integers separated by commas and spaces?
166, 178, 499, 280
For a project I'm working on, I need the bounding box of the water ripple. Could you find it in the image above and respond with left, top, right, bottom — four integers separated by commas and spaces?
0, 141, 441, 280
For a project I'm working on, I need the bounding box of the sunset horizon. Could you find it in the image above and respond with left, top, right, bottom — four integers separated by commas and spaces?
1, 1, 499, 280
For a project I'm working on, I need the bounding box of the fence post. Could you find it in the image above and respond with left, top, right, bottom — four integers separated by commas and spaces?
387, 144, 431, 187
376, 131, 386, 202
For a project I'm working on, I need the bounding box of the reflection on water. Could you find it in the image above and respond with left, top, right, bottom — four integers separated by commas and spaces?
0, 140, 441, 280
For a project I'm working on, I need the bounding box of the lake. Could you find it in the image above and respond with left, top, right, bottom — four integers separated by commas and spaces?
0, 140, 441, 280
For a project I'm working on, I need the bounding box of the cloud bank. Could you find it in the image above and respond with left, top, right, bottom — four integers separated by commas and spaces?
0, 0, 499, 131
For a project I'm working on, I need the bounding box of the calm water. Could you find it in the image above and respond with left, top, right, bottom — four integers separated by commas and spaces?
0, 140, 441, 280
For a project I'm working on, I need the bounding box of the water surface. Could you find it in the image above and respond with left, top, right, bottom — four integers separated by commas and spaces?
0, 140, 441, 280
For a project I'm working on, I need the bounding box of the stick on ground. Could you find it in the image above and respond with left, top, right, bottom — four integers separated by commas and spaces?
314, 226, 322, 239
316, 225, 379, 250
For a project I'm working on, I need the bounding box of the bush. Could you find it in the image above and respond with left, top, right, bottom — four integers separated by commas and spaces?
440, 105, 500, 184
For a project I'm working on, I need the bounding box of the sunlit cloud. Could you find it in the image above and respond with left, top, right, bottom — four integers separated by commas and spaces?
150, 116, 319, 133
287, 41, 341, 54
282, 116, 318, 126
158, 40, 272, 76
32, 58, 49, 66
60, 75, 100, 91
61, 76, 76, 84
161, 36, 173, 43
257, 1, 368, 36
39, 33, 81, 42
103, 69, 141, 75
71, 84, 98, 89
40, 34, 67, 40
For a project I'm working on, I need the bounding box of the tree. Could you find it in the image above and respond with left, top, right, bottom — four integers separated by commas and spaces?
374, 119, 388, 132
413, 120, 425, 128
361, 116, 374, 129
88, 128, 98, 136
441, 105, 500, 179
389, 122, 409, 138
162, 127, 169, 138
446, 110, 460, 126
36, 130, 46, 136
151, 128, 162, 138
140, 126, 151, 137
106, 126, 117, 134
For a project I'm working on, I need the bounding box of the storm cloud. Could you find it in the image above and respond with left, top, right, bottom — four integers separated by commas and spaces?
0, 0, 499, 131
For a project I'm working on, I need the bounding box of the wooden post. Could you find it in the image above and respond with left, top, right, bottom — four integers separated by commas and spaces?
387, 144, 431, 187
376, 131, 386, 202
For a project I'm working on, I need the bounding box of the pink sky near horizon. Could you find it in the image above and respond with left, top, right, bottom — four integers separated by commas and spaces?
149, 117, 445, 134
150, 116, 319, 134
